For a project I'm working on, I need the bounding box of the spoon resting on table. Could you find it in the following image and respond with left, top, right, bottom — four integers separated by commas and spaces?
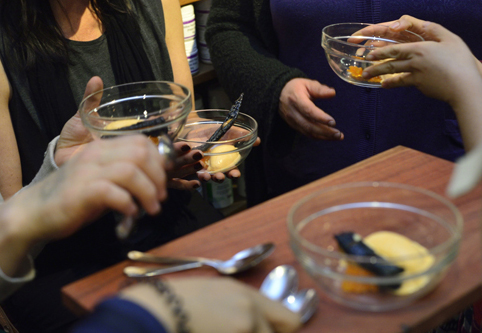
124, 242, 275, 277
259, 265, 318, 323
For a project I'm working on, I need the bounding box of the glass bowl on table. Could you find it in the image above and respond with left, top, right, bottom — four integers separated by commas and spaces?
176, 109, 258, 174
321, 23, 424, 88
79, 81, 192, 238
287, 182, 463, 311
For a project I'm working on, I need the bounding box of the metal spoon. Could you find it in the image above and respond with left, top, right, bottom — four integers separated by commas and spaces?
259, 265, 318, 323
259, 265, 298, 301
124, 243, 275, 277
282, 288, 319, 323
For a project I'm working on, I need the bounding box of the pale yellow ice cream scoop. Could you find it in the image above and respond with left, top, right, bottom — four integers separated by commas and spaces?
364, 231, 435, 295
205, 145, 241, 172
104, 119, 141, 130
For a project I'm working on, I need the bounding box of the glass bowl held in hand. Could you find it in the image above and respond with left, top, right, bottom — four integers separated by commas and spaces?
287, 182, 463, 311
321, 23, 424, 88
177, 109, 258, 174
78, 81, 192, 239
79, 81, 192, 156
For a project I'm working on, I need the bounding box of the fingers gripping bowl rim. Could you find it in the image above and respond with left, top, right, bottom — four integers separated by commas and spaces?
321, 23, 424, 88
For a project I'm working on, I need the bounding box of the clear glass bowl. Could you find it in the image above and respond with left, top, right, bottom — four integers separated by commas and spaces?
287, 182, 463, 311
322, 23, 424, 88
177, 109, 258, 174
79, 81, 191, 145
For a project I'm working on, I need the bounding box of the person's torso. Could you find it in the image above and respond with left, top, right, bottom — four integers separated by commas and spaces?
265, 0, 482, 197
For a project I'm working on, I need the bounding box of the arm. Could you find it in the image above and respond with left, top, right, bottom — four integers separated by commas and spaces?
0, 135, 167, 300
162, 0, 194, 99
118, 278, 301, 333
362, 15, 482, 151
206, 0, 341, 144
0, 60, 23, 200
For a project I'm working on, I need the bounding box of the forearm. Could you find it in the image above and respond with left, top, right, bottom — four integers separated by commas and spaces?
0, 196, 37, 280
451, 87, 482, 151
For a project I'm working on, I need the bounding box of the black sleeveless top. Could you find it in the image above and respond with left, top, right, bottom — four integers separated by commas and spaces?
2, 0, 174, 184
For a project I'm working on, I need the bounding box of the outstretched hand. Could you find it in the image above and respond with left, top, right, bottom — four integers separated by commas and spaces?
279, 78, 343, 141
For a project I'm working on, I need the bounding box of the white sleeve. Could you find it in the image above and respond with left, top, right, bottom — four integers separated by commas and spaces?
447, 141, 482, 197
25, 136, 60, 188
0, 255, 35, 302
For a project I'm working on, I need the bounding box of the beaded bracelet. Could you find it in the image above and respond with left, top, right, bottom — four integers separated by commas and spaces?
138, 278, 190, 333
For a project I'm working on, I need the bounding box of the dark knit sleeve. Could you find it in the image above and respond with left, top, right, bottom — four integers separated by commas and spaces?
206, 0, 307, 157
70, 298, 169, 333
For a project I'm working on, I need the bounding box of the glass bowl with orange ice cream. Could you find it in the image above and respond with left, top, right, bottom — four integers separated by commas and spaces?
177, 109, 258, 174
322, 23, 424, 88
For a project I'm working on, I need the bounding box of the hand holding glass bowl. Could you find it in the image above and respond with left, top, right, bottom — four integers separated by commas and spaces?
177, 110, 258, 175
79, 81, 191, 238
321, 23, 424, 88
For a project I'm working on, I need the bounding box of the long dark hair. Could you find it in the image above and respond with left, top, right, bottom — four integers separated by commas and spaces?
0, 0, 140, 68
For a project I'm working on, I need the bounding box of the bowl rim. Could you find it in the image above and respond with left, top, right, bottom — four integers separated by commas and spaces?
287, 181, 463, 265
177, 109, 258, 147
79, 80, 192, 127
321, 22, 424, 50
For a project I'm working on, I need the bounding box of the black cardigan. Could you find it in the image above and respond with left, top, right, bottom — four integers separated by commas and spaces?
206, 0, 308, 205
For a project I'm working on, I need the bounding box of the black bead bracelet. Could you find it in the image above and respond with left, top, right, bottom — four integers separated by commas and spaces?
139, 278, 190, 333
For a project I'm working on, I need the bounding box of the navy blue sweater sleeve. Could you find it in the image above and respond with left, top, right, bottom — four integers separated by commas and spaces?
71, 298, 169, 333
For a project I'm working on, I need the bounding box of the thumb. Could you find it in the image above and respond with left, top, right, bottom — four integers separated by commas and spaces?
305, 80, 336, 100
83, 76, 104, 99
81, 76, 104, 114
420, 21, 455, 42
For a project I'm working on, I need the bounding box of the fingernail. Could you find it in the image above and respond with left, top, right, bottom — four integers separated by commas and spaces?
193, 152, 203, 161
194, 163, 203, 171
390, 21, 400, 30
334, 132, 342, 139
362, 71, 369, 78
366, 54, 374, 61
181, 144, 191, 152
193, 183, 200, 189
328, 120, 336, 127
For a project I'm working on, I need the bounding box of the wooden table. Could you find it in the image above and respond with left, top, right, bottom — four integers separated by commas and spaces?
62, 146, 482, 332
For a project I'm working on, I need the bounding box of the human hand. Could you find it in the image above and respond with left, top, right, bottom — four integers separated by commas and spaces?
121, 277, 301, 333
196, 137, 261, 183
279, 78, 343, 141
0, 135, 167, 276
54, 76, 103, 166
13, 135, 167, 242
362, 16, 482, 107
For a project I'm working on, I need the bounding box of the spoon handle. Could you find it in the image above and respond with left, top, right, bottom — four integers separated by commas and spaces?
124, 262, 204, 278
128, 251, 214, 265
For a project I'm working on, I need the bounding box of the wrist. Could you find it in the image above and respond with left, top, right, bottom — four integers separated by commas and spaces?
121, 281, 190, 333
0, 198, 37, 276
